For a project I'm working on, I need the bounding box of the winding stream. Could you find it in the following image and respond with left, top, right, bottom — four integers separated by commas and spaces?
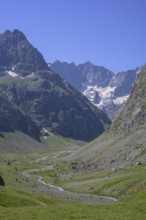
37, 175, 117, 202
22, 166, 117, 204
37, 176, 64, 192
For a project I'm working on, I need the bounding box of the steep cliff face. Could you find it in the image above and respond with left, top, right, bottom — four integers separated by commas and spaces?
110, 65, 146, 136
109, 69, 137, 97
48, 60, 86, 90
50, 61, 114, 89
0, 30, 111, 141
78, 62, 114, 87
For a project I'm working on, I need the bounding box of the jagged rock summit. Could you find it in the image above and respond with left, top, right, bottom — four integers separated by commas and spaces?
0, 29, 111, 142
0, 29, 48, 76
50, 61, 139, 120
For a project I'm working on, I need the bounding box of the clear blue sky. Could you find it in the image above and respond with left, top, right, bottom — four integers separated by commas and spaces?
1, 0, 146, 72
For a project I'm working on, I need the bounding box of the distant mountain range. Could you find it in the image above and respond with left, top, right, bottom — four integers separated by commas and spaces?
0, 29, 111, 142
50, 61, 140, 119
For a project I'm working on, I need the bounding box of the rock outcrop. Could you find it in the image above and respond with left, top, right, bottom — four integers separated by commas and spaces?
0, 176, 5, 186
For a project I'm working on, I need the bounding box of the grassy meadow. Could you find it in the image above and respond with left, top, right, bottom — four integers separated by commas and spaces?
0, 134, 146, 220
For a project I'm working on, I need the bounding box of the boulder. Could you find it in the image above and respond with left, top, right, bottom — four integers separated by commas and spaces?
0, 176, 5, 186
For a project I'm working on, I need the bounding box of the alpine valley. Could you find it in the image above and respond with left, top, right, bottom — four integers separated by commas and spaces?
0, 29, 146, 220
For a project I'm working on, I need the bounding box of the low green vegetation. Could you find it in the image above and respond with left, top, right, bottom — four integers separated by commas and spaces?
41, 134, 85, 151
0, 186, 146, 220
0, 146, 146, 219
0, 187, 39, 207
64, 166, 146, 198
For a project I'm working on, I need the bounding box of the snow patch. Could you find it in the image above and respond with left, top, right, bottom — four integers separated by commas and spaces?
43, 128, 54, 136
82, 85, 128, 111
7, 70, 18, 77
7, 69, 35, 79
83, 85, 116, 108
96, 86, 116, 99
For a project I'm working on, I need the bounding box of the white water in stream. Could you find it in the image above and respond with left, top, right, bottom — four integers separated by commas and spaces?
36, 175, 117, 202
37, 176, 64, 192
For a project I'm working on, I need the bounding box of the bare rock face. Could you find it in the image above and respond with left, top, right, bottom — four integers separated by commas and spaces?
110, 65, 146, 137
0, 176, 5, 186
0, 29, 48, 76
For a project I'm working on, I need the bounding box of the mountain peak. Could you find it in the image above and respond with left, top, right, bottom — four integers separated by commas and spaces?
12, 29, 27, 41
84, 61, 94, 66
0, 29, 49, 75
2, 29, 27, 41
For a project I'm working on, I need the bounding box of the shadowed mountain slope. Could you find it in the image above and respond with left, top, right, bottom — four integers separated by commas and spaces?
0, 29, 111, 142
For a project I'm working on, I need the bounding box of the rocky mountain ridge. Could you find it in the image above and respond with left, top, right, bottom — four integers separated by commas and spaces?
50, 61, 139, 119
110, 65, 146, 136
0, 29, 111, 142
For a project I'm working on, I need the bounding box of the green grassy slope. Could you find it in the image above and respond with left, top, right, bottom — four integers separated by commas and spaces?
0, 186, 146, 220
0, 131, 49, 152
0, 148, 146, 220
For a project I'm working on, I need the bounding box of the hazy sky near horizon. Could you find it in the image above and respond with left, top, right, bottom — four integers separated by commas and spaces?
1, 0, 146, 72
